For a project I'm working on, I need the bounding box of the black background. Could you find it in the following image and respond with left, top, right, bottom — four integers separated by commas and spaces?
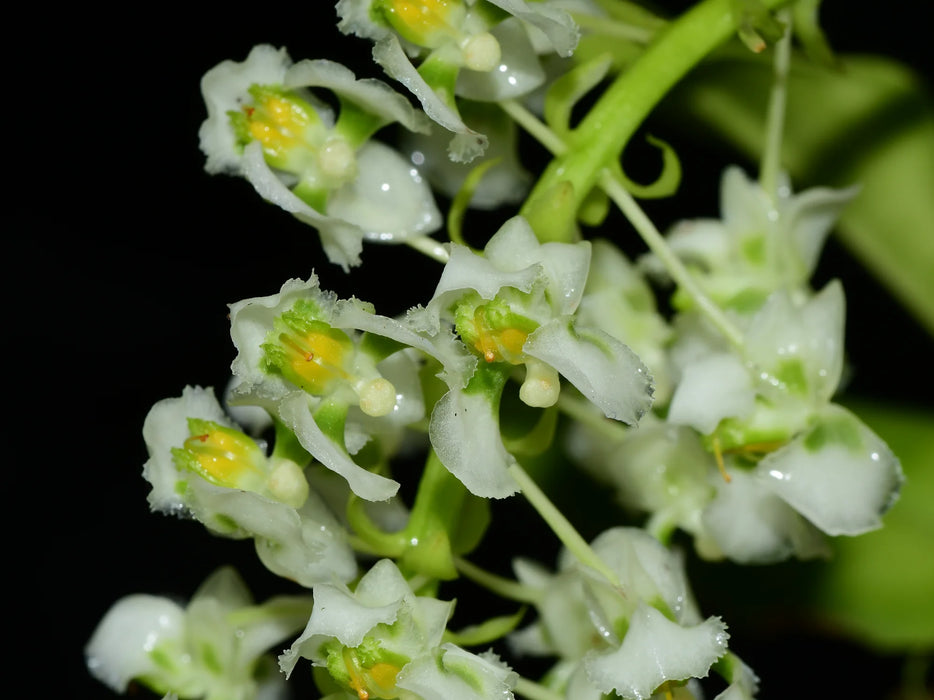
17, 2, 932, 698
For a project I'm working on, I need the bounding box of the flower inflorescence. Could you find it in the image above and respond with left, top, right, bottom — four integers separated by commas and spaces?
86, 2, 906, 699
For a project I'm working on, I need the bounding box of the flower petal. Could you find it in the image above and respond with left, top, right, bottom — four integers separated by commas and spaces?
279, 391, 401, 501
584, 603, 729, 700
429, 388, 519, 498
756, 403, 904, 535
524, 318, 654, 424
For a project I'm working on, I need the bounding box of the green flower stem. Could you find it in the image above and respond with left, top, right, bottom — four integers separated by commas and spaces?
519, 0, 791, 239
398, 449, 475, 580
505, 96, 747, 349
453, 556, 542, 604
759, 8, 793, 203
598, 170, 745, 348
513, 675, 567, 700
508, 463, 621, 587
500, 100, 567, 156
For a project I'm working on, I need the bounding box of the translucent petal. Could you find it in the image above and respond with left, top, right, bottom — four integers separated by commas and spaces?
584, 604, 728, 700
85, 595, 185, 692
279, 391, 401, 501
701, 467, 829, 563
284, 58, 431, 134
666, 352, 755, 434
326, 140, 442, 243
756, 403, 904, 535
487, 0, 580, 57
373, 35, 489, 162
455, 18, 545, 101
396, 643, 518, 700
524, 318, 654, 424
429, 388, 519, 498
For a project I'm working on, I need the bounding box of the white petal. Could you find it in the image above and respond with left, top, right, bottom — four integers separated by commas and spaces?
373, 35, 489, 162
327, 140, 442, 243
524, 318, 654, 424
584, 604, 728, 700
279, 392, 401, 501
85, 595, 185, 692
239, 142, 365, 270
701, 468, 829, 564
756, 404, 904, 535
486, 0, 580, 57
429, 389, 519, 498
666, 352, 754, 435
188, 478, 358, 586
455, 18, 545, 100
285, 58, 431, 134
396, 643, 517, 700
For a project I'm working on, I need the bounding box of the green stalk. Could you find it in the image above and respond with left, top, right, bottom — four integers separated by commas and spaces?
520, 0, 791, 241
508, 463, 621, 587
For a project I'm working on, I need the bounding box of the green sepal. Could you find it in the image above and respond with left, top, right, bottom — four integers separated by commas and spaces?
500, 390, 558, 458
790, 0, 837, 69
269, 417, 312, 467
334, 98, 389, 149
358, 331, 408, 363
441, 607, 527, 647
346, 495, 407, 557
577, 186, 610, 227
313, 399, 350, 449
417, 49, 461, 112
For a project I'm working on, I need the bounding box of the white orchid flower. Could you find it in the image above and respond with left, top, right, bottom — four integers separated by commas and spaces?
199, 44, 441, 270
410, 215, 653, 498
509, 527, 730, 699
86, 566, 313, 700
227, 275, 438, 502
142, 385, 358, 585
280, 558, 517, 700
337, 0, 578, 161
640, 165, 858, 313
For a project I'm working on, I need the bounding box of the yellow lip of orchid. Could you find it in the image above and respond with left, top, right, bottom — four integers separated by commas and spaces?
380, 0, 465, 48
176, 419, 268, 492
342, 646, 402, 700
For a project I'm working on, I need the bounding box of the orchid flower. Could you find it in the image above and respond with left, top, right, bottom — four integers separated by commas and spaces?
570, 282, 904, 563
226, 274, 438, 502
337, 0, 579, 161
279, 558, 518, 700
85, 566, 314, 700
639, 166, 858, 313
509, 527, 732, 700
199, 44, 441, 270
142, 385, 358, 585
409, 215, 653, 498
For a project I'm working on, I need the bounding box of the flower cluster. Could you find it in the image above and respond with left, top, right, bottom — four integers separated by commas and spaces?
86, 2, 909, 700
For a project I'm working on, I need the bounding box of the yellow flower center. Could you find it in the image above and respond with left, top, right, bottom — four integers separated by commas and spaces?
277, 327, 353, 395
343, 647, 402, 700
382, 0, 465, 48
